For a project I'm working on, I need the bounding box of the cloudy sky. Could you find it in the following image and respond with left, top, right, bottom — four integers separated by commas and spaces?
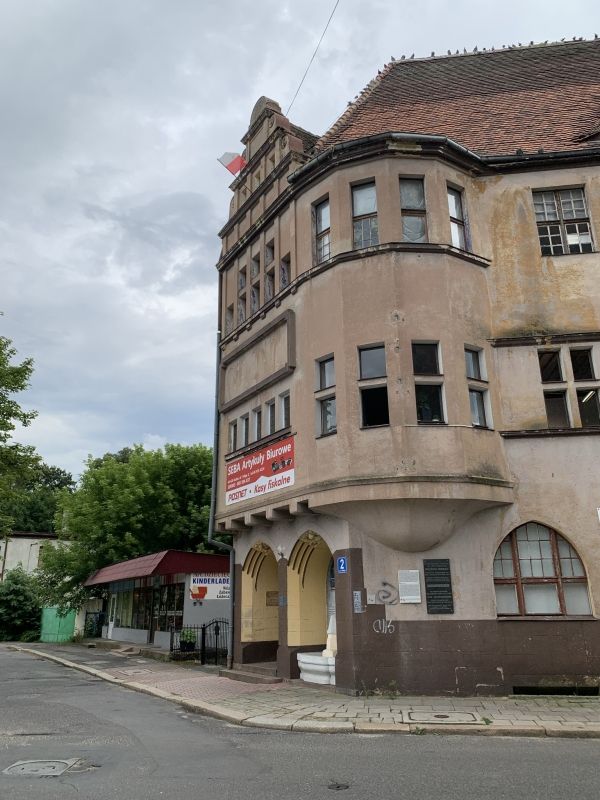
1, 0, 597, 477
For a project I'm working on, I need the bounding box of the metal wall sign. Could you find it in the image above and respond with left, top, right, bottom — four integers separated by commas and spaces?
423, 559, 454, 614
353, 590, 365, 613
336, 556, 348, 574
398, 569, 422, 604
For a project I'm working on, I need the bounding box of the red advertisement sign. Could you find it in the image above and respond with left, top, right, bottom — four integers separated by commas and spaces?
225, 435, 295, 506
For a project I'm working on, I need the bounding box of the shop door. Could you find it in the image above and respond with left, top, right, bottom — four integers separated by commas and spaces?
148, 587, 161, 644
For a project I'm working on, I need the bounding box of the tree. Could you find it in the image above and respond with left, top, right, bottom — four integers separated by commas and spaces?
37, 443, 213, 609
5, 462, 75, 533
0, 566, 41, 641
0, 334, 39, 536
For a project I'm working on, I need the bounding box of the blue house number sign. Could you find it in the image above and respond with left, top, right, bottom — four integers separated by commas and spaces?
336, 556, 348, 574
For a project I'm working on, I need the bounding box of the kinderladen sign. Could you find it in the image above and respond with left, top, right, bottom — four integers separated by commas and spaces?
190, 574, 230, 601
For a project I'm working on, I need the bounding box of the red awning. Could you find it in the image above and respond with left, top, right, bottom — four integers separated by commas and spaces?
84, 550, 229, 586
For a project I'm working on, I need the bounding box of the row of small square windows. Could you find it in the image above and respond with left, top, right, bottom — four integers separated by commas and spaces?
224, 185, 594, 335
227, 343, 489, 454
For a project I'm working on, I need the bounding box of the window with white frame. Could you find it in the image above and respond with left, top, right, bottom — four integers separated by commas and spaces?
240, 415, 249, 448
352, 183, 379, 249
228, 420, 238, 452
400, 178, 427, 243
412, 342, 445, 424
465, 347, 490, 428
447, 187, 467, 249
253, 408, 262, 441
533, 188, 593, 256
315, 198, 331, 263
280, 392, 291, 429
494, 522, 591, 616
316, 356, 336, 436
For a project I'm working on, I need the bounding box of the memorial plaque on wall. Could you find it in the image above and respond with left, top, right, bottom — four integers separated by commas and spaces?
423, 559, 454, 614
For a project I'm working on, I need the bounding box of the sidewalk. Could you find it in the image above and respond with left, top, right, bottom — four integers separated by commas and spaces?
14, 642, 600, 738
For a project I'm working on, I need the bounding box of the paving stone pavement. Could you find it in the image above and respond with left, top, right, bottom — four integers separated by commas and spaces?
15, 643, 600, 737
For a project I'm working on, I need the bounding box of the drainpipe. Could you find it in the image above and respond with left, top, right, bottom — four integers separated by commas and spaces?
207, 271, 235, 670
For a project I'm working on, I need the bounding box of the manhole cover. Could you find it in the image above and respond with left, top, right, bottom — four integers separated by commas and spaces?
3, 759, 79, 777
407, 711, 479, 724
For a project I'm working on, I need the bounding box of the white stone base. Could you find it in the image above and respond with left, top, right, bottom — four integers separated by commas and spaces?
297, 652, 336, 685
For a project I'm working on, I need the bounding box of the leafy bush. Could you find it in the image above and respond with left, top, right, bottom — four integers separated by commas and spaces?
0, 566, 41, 641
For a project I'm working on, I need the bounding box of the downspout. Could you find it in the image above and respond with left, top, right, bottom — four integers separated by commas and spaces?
207, 270, 235, 670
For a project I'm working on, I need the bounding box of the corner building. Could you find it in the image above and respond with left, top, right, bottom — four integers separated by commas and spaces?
215, 40, 600, 694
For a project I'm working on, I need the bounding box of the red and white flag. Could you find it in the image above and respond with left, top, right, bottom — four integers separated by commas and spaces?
218, 152, 247, 175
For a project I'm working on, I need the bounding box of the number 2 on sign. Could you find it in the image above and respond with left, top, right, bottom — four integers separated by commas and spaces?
372, 618, 395, 634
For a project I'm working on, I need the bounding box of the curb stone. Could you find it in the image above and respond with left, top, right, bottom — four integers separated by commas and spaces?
13, 648, 600, 739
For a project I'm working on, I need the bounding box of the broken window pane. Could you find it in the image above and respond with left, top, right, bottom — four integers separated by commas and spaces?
538, 350, 562, 382
361, 386, 389, 427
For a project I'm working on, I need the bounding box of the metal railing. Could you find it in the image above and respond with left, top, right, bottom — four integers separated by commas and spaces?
169, 618, 229, 664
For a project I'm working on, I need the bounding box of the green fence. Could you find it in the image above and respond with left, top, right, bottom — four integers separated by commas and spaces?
40, 607, 76, 643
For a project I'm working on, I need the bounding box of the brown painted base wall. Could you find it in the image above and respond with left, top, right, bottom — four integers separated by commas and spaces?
336, 608, 600, 695
236, 640, 278, 665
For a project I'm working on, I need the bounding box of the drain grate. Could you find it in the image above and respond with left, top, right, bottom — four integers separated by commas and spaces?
407, 711, 479, 724
3, 759, 79, 777
328, 782, 350, 791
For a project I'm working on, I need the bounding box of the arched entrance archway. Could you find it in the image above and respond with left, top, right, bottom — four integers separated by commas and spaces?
287, 533, 332, 650
240, 543, 279, 657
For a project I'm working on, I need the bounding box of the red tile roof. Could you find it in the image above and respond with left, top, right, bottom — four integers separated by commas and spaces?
316, 40, 600, 157
84, 550, 229, 586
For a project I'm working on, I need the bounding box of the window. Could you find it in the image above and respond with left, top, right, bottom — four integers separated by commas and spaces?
361, 386, 389, 427
265, 241, 274, 266
359, 345, 386, 379
352, 183, 378, 248
280, 392, 290, 429
228, 420, 238, 452
238, 268, 246, 291
447, 187, 466, 249
225, 305, 234, 334
320, 397, 337, 435
319, 357, 335, 390
538, 350, 562, 382
400, 178, 427, 243
416, 384, 444, 423
253, 408, 262, 441
465, 348, 482, 380
237, 297, 246, 324
469, 388, 487, 427
265, 269, 275, 302
533, 188, 593, 256
250, 285, 259, 314
266, 400, 276, 435
544, 391, 569, 428
238, 266, 247, 324
240, 415, 249, 448
250, 255, 260, 281
412, 343, 440, 375
577, 389, 600, 427
571, 349, 595, 381
315, 199, 331, 263
280, 254, 290, 289
494, 523, 591, 616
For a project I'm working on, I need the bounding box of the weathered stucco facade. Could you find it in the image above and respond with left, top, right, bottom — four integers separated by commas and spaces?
214, 41, 600, 694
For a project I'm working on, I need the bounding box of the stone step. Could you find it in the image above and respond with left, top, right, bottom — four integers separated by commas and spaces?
219, 668, 282, 685
237, 661, 278, 677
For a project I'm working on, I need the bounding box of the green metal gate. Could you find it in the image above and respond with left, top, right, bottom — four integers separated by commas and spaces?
40, 607, 76, 643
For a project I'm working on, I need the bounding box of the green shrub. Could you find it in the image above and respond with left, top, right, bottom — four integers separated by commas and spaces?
0, 567, 41, 641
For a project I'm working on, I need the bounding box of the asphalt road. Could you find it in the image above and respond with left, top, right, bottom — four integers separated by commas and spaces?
1, 646, 600, 800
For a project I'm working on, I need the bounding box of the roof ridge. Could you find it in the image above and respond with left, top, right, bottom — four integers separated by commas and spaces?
390, 36, 599, 65
314, 60, 396, 151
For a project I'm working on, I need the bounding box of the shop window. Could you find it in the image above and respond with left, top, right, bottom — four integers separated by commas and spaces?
447, 187, 467, 249
152, 583, 185, 632
315, 198, 331, 263
493, 523, 591, 616
359, 345, 386, 379
544, 391, 570, 428
571, 348, 595, 381
533, 188, 593, 256
352, 183, 379, 248
577, 389, 600, 427
538, 350, 563, 382
361, 386, 389, 427
400, 178, 427, 243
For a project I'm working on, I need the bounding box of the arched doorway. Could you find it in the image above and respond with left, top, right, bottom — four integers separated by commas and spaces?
240, 543, 279, 657
287, 533, 332, 651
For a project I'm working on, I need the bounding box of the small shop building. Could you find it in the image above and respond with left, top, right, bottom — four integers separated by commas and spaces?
85, 550, 229, 649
